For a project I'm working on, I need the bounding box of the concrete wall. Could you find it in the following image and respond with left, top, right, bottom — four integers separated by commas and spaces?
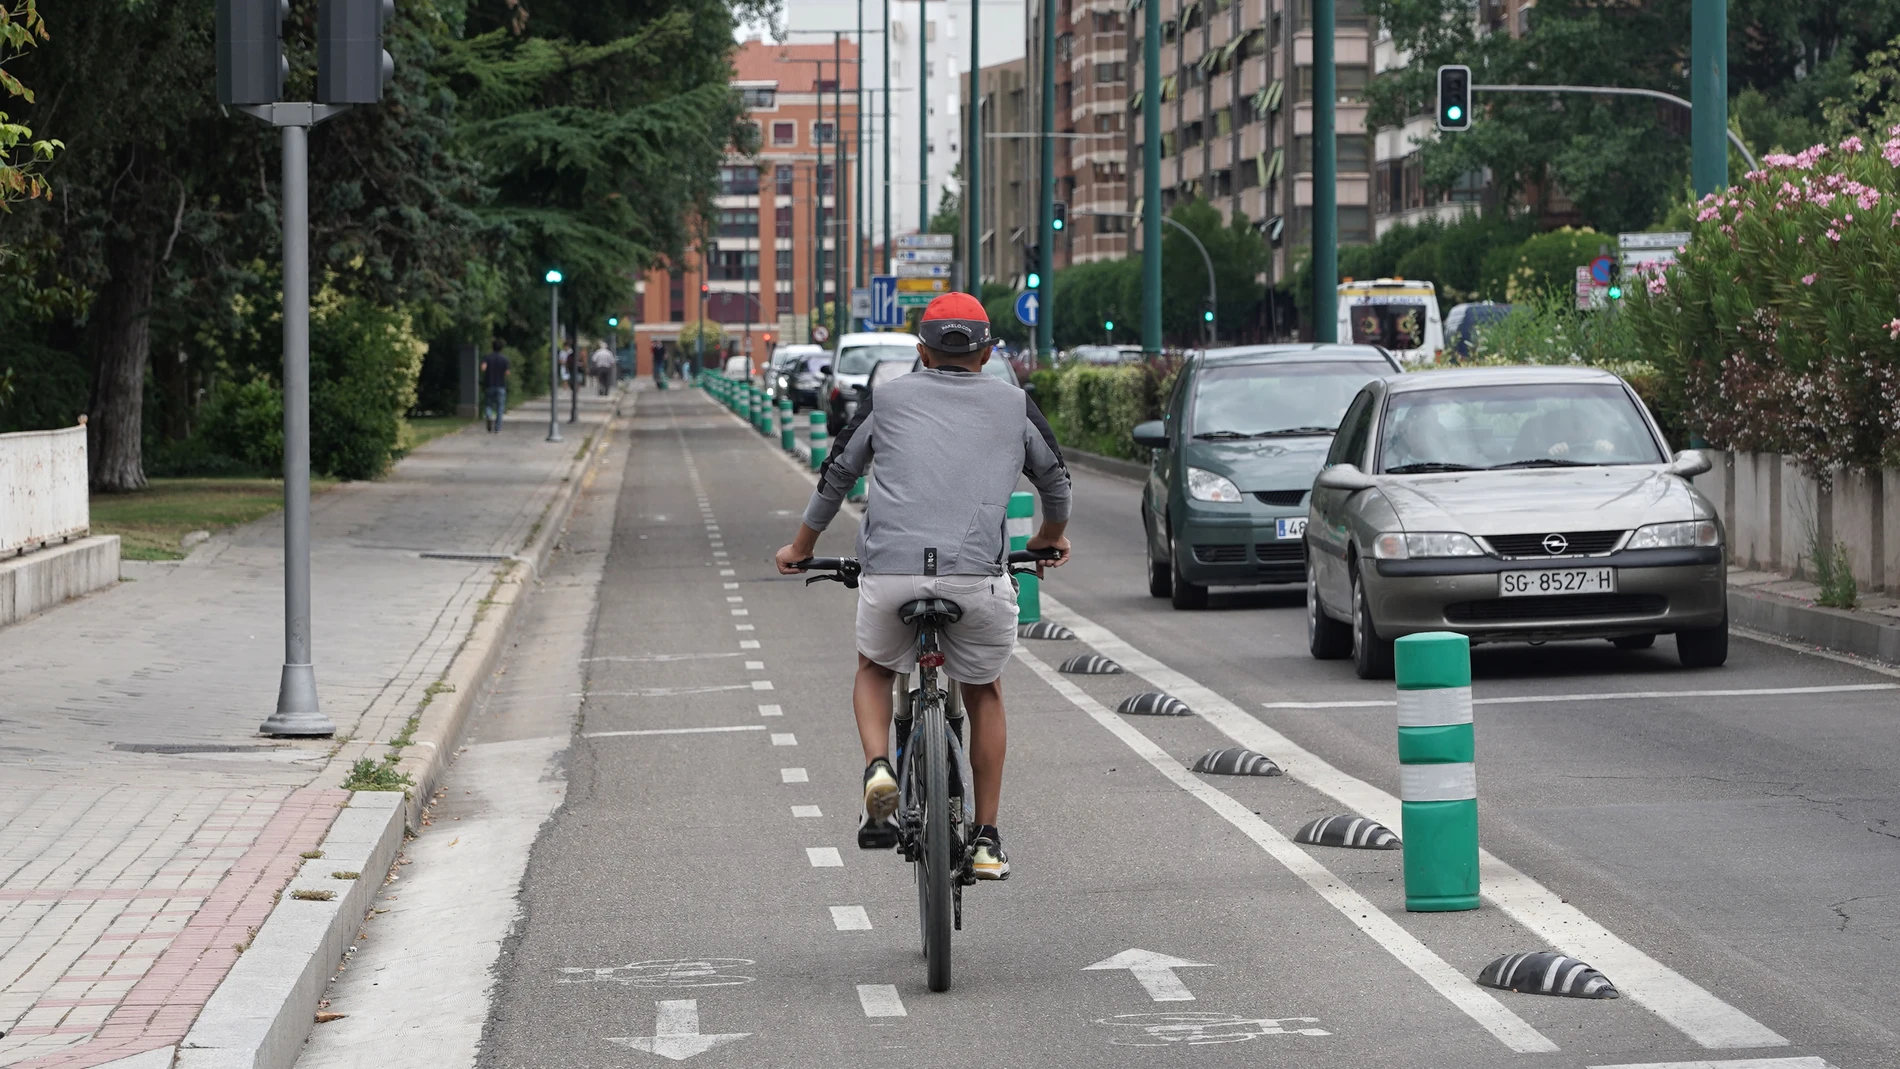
1697, 450, 1900, 592
0, 535, 120, 628
1, 424, 89, 554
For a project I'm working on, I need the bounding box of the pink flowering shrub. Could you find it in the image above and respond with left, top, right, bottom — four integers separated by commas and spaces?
1626, 130, 1900, 476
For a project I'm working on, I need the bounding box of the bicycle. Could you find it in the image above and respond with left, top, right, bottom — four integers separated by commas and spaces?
797, 547, 1058, 993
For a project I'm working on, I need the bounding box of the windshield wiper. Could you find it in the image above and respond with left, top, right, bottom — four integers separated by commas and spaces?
1192, 430, 1257, 440
1489, 458, 1592, 469
1383, 462, 1480, 474
1253, 426, 1338, 436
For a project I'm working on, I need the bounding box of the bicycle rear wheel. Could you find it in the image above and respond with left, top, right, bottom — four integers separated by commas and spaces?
917, 693, 954, 992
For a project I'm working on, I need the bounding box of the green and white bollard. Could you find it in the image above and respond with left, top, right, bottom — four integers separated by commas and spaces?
758, 389, 771, 435
808, 411, 827, 470
847, 474, 867, 502
1009, 491, 1040, 622
780, 399, 794, 451
1396, 632, 1479, 912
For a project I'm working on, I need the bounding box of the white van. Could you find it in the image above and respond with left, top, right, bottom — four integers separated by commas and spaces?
1337, 279, 1443, 365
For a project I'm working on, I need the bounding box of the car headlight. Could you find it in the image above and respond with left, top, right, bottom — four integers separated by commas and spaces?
1186, 467, 1243, 503
1626, 520, 1720, 549
1373, 532, 1486, 559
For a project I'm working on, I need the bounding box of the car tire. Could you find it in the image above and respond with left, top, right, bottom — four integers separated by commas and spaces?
1611, 633, 1657, 650
1308, 561, 1352, 660
1169, 538, 1208, 611
1147, 552, 1172, 598
1351, 571, 1395, 680
1676, 615, 1729, 668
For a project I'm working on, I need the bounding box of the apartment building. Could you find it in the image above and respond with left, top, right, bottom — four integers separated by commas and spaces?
1025, 0, 1133, 270
630, 40, 861, 370
962, 58, 1033, 285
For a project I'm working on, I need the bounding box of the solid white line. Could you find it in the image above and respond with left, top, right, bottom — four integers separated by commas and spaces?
582, 652, 740, 664
830, 906, 872, 931
1733, 623, 1900, 679
856, 984, 906, 1017
1042, 592, 1789, 1052
1589, 1060, 1836, 1069
771, 733, 797, 746
584, 725, 767, 738
758, 704, 783, 717
1012, 645, 1556, 1054
1263, 683, 1898, 709
586, 684, 756, 698
792, 805, 823, 818
806, 847, 842, 868
781, 767, 808, 783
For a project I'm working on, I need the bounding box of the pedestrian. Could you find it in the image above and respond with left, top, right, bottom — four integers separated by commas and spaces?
563, 342, 583, 423
592, 339, 616, 396
651, 340, 667, 385
480, 341, 509, 433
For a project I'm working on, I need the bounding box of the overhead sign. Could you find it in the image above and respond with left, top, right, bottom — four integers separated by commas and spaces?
1618, 231, 1690, 250
896, 263, 953, 278
1015, 290, 1040, 326
868, 275, 903, 327
898, 233, 953, 249
897, 249, 953, 263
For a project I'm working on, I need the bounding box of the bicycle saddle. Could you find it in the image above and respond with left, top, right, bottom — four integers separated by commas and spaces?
899, 598, 963, 625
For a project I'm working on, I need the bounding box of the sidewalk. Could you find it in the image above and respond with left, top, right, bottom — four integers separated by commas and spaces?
0, 389, 620, 1068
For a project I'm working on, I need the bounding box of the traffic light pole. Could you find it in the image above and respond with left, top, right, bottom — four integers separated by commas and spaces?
1037, 0, 1055, 363
547, 283, 563, 444
1139, 0, 1161, 356
1312, 0, 1337, 344
1691, 0, 1726, 195
967, 0, 981, 295
1467, 84, 1757, 172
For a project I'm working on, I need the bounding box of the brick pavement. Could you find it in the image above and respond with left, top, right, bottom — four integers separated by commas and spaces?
0, 390, 619, 1066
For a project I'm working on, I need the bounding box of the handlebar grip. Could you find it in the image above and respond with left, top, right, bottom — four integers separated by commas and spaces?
1007, 547, 1062, 564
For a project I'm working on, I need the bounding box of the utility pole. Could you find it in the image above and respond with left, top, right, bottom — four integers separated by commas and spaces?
884, 0, 893, 272
546, 273, 563, 443
835, 32, 847, 338
920, 0, 929, 234
1312, 0, 1337, 343
1037, 0, 1055, 363
967, 0, 981, 294
1140, 0, 1161, 356
1690, 0, 1727, 195
858, 0, 867, 303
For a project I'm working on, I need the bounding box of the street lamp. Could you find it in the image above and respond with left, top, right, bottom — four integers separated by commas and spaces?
545, 269, 563, 443
1076, 209, 1218, 348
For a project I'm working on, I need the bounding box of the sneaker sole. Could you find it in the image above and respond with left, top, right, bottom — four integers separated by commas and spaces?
864, 777, 898, 822
971, 864, 1010, 881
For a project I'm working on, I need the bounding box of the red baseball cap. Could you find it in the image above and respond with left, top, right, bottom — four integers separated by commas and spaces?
917, 292, 992, 354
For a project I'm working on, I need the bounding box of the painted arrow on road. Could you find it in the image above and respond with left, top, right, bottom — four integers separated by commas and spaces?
606, 1000, 750, 1061
1084, 949, 1214, 1002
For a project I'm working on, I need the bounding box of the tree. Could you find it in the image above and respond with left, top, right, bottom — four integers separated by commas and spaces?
1162, 198, 1268, 342
0, 0, 58, 222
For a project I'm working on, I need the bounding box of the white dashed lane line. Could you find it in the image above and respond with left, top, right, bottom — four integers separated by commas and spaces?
792, 805, 823, 818
745, 661, 765, 670
829, 906, 872, 931
806, 847, 842, 868
780, 767, 809, 783
751, 681, 774, 691
740, 640, 760, 650
856, 984, 906, 1017
771, 733, 797, 746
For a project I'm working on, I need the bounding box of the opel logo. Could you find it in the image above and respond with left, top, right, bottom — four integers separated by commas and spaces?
1542, 533, 1569, 555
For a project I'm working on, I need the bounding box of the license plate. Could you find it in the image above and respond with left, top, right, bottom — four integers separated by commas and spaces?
1276, 517, 1307, 540
1499, 568, 1616, 597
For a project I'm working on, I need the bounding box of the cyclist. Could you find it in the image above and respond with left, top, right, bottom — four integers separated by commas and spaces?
775, 292, 1072, 880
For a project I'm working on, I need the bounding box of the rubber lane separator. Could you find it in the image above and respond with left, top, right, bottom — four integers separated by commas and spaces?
1012, 644, 1558, 1055
1041, 591, 1790, 1053
1262, 683, 1899, 709
856, 984, 906, 1017
585, 725, 767, 739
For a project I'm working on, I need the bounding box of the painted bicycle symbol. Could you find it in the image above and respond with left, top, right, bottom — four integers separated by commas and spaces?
556, 958, 756, 988
1095, 1012, 1331, 1047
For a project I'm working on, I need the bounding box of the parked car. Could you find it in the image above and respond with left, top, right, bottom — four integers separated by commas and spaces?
769, 344, 826, 409
1443, 302, 1514, 361
721, 353, 753, 382
1064, 344, 1144, 366
1306, 366, 1726, 679
823, 332, 919, 434
1132, 344, 1403, 610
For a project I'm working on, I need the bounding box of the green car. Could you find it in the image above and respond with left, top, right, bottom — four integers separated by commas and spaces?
1134, 344, 1402, 609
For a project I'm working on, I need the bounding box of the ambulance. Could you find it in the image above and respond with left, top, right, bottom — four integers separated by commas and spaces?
1337, 278, 1443, 365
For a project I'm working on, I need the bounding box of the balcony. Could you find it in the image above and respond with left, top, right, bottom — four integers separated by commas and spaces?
1293, 30, 1368, 67
1240, 122, 1267, 159
1211, 138, 1233, 169
1240, 53, 1268, 97
1181, 150, 1205, 183
1181, 92, 1204, 125
1292, 102, 1367, 135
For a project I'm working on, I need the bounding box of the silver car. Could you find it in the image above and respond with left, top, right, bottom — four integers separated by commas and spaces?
1306, 366, 1726, 679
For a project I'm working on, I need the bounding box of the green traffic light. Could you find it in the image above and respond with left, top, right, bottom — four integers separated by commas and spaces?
1446, 104, 1463, 122
1606, 285, 1623, 300
1052, 218, 1064, 231
608, 317, 619, 326
545, 269, 563, 284
1203, 310, 1214, 322
1104, 320, 1114, 331
1027, 272, 1041, 288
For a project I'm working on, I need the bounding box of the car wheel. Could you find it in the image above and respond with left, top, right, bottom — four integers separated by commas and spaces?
1676, 614, 1728, 668
1351, 571, 1395, 680
1611, 633, 1656, 650
1147, 552, 1172, 598
1308, 561, 1352, 660
1169, 537, 1208, 610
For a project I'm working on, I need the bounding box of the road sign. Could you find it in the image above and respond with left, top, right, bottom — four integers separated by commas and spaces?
897, 248, 953, 263
1619, 231, 1690, 272
868, 275, 903, 327
896, 292, 937, 307
895, 263, 953, 278
898, 233, 954, 249
1015, 291, 1041, 327
850, 287, 872, 318
1589, 256, 1615, 284
1084, 949, 1214, 1002
812, 325, 830, 343
896, 277, 949, 293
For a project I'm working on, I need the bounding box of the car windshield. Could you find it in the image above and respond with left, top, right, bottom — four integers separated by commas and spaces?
1378, 382, 1664, 473
983, 358, 1016, 384
1191, 363, 1391, 437
1348, 302, 1429, 350
836, 345, 917, 375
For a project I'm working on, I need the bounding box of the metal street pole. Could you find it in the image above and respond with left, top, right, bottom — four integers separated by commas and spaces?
1037, 0, 1055, 363
858, 0, 868, 299
920, 0, 929, 233
1691, 0, 1727, 195
1140, 0, 1161, 355
1313, 0, 1337, 343
835, 32, 847, 336
547, 281, 563, 443
884, 0, 893, 272
967, 0, 981, 294
1472, 84, 1757, 171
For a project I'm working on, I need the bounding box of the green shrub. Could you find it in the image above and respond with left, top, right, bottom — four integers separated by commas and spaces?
1039, 362, 1167, 460
199, 376, 285, 472
1500, 228, 1610, 302
308, 296, 425, 480
0, 339, 90, 434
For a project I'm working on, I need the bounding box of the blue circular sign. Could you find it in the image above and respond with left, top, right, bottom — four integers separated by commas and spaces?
1015, 290, 1041, 327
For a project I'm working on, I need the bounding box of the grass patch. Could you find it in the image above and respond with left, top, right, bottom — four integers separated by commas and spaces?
341, 756, 413, 792
290, 889, 335, 901
330, 871, 360, 880
1812, 540, 1859, 610
299, 850, 324, 860
91, 477, 335, 560
400, 415, 475, 453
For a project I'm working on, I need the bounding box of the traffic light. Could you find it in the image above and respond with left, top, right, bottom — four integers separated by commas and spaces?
317, 0, 395, 105
608, 317, 619, 327
1436, 64, 1472, 132
1051, 201, 1068, 232
1202, 301, 1215, 324
1024, 244, 1041, 284
216, 0, 289, 106
1026, 271, 1041, 289
1605, 257, 1622, 299
1104, 319, 1114, 332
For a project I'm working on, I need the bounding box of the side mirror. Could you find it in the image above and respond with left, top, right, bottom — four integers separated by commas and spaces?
1667, 449, 1712, 478
1132, 420, 1169, 449
819, 364, 832, 375
1315, 463, 1375, 492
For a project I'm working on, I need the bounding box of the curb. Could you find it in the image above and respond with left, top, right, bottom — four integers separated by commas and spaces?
176, 792, 404, 1069
1729, 585, 1900, 664
1061, 446, 1148, 482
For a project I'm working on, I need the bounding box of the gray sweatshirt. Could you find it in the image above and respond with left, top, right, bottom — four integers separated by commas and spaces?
802, 365, 1072, 576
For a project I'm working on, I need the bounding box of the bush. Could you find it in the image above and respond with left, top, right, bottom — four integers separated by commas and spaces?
1035, 361, 1170, 460
308, 297, 425, 480
1499, 227, 1611, 301
198, 376, 285, 472
1466, 292, 1683, 445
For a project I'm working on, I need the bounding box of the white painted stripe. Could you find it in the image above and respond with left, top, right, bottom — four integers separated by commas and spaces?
723, 582, 739, 589
1042, 592, 1789, 1052
739, 639, 760, 649
1265, 682, 1898, 710
856, 984, 906, 1017
771, 733, 797, 746
792, 805, 823, 818
758, 704, 783, 717
731, 609, 750, 616
586, 684, 755, 697
1012, 645, 1556, 1054
806, 847, 842, 868
751, 680, 774, 691
584, 725, 766, 739
830, 906, 872, 931
735, 624, 754, 631
726, 596, 744, 603
714, 551, 728, 558
720, 569, 736, 576
745, 661, 765, 670
1589, 1060, 1836, 1069
1006, 516, 1035, 538
1397, 687, 1473, 727
780, 767, 808, 783
1399, 762, 1477, 802
582, 652, 741, 664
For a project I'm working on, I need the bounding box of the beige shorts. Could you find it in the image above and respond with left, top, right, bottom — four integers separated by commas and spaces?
856, 573, 1019, 685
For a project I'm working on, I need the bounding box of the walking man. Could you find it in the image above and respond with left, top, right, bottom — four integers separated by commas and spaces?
651, 340, 667, 385
480, 341, 509, 433
591, 339, 617, 396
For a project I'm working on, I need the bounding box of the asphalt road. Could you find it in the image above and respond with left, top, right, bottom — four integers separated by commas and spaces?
309, 385, 1898, 1069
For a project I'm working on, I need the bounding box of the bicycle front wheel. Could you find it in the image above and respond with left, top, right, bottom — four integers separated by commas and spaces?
917, 694, 954, 992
